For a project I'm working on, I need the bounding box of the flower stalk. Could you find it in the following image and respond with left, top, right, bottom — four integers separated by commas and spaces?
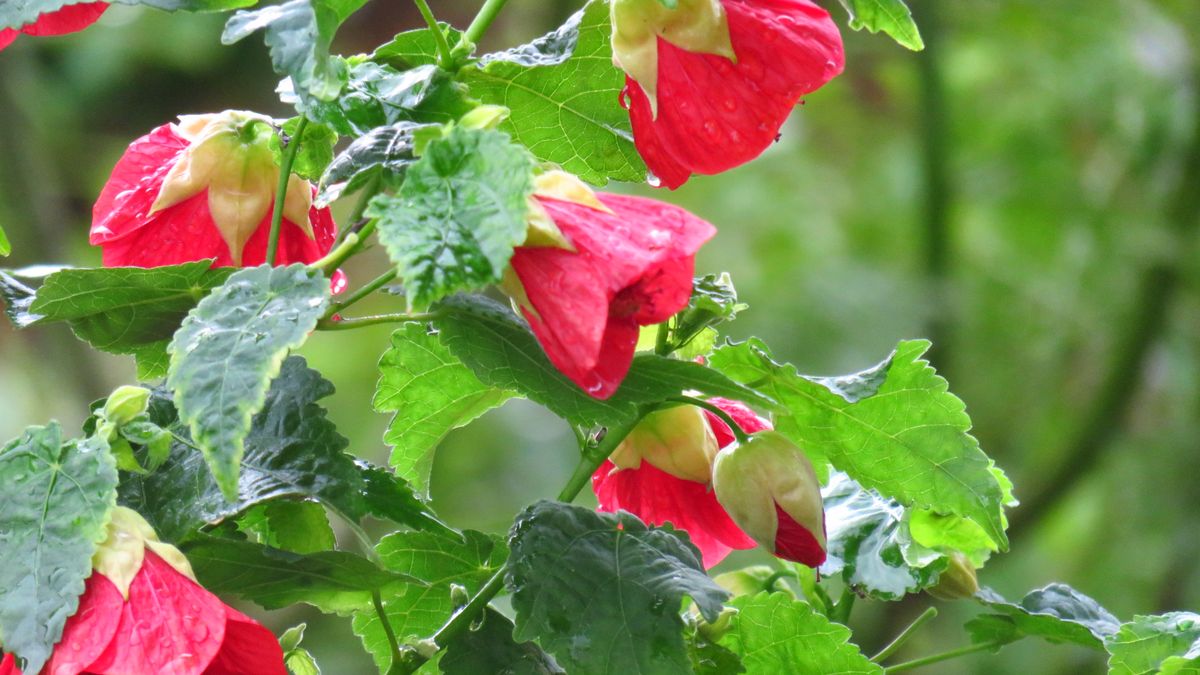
266, 117, 308, 265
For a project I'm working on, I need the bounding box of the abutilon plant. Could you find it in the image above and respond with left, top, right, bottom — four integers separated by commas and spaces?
0, 1, 1182, 675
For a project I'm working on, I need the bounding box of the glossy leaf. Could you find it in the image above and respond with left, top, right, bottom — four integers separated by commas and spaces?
1107, 613, 1200, 675
0, 425, 117, 674
458, 0, 646, 185
710, 338, 1009, 550
316, 121, 434, 206
719, 593, 880, 674
237, 500, 335, 554
836, 0, 924, 50
441, 609, 565, 675
168, 264, 329, 499
369, 126, 535, 309
269, 117, 338, 182
372, 24, 462, 69
966, 584, 1120, 651
506, 501, 727, 675
1, 0, 257, 31
375, 323, 512, 494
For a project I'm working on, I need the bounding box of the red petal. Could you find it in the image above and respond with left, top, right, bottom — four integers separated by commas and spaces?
774, 502, 826, 567
20, 2, 108, 37
201, 607, 286, 675
0, 30, 18, 51
43, 573, 124, 675
91, 124, 190, 247
628, 0, 844, 188
86, 550, 228, 675
592, 460, 755, 567
704, 397, 772, 448
0, 653, 21, 675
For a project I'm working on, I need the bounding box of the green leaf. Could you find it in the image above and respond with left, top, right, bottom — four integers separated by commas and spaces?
284, 60, 475, 136
966, 584, 1120, 651
25, 261, 232, 358
317, 121, 434, 206
370, 126, 535, 309
1107, 613, 1200, 675
133, 342, 172, 381
270, 117, 338, 182
281, 624, 322, 675
436, 294, 777, 428
820, 471, 947, 600
836, 0, 924, 50
372, 24, 463, 69
1, 0, 257, 31
353, 530, 508, 673
168, 264, 329, 500
719, 593, 881, 674
121, 356, 444, 541
0, 424, 117, 674
458, 0, 646, 185
376, 323, 513, 494
0, 224, 9, 257
183, 534, 412, 614
710, 338, 1009, 550
506, 501, 727, 675
237, 500, 335, 554
441, 609, 565, 675
685, 618, 745, 675
222, 0, 368, 102
672, 272, 746, 351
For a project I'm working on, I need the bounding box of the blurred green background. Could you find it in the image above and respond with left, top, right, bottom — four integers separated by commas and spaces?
2, 0, 1199, 672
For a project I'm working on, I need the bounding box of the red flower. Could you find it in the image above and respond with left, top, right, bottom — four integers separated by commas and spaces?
614, 0, 844, 189
90, 112, 339, 272
592, 398, 771, 567
0, 3, 108, 51
507, 174, 715, 398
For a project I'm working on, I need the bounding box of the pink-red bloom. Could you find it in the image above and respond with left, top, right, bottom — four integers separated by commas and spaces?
90, 112, 339, 272
614, 0, 844, 188
507, 183, 715, 399
0, 2, 108, 51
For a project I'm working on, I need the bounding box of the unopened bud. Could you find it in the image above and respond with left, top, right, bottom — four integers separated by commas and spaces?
927, 552, 979, 601
458, 104, 510, 130
103, 386, 151, 427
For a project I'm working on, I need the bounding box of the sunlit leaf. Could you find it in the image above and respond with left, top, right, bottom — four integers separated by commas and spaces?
719, 593, 880, 674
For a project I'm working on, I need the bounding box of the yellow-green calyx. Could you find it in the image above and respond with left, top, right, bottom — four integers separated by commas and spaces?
609, 404, 719, 483
92, 506, 196, 598
611, 0, 735, 116
927, 552, 980, 601
152, 110, 314, 265
102, 386, 151, 427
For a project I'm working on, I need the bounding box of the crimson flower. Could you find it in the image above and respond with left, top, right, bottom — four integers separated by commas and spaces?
613, 0, 844, 189
0, 3, 108, 51
90, 111, 339, 273
506, 172, 715, 399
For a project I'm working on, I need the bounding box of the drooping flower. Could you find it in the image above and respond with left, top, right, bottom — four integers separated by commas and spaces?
503, 171, 715, 399
612, 0, 845, 188
4, 507, 287, 675
592, 397, 772, 567
90, 111, 339, 272
0, 3, 109, 52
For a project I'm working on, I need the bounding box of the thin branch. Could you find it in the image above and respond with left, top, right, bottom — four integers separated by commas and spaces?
412, 0, 454, 67
266, 117, 308, 265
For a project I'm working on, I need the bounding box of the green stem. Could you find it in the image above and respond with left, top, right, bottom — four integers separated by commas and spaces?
668, 396, 750, 444
316, 311, 439, 331
654, 321, 671, 355
454, 0, 512, 58
831, 587, 856, 625
557, 414, 645, 502
373, 589, 404, 671
871, 607, 939, 663
762, 569, 797, 593
266, 117, 308, 266
882, 640, 1002, 673
412, 0, 454, 67
323, 269, 398, 319
310, 218, 378, 274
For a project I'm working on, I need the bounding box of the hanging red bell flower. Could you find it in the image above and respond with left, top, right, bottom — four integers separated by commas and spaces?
612, 0, 844, 189
2, 507, 287, 675
0, 2, 109, 51
503, 171, 715, 399
90, 111, 340, 274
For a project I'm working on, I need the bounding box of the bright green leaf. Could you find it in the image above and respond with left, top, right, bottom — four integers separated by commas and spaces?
375, 323, 513, 494
836, 0, 924, 50
720, 593, 881, 674
710, 338, 1009, 550
1107, 613, 1200, 675
0, 425, 117, 674
441, 609, 565, 675
238, 500, 335, 554
270, 117, 338, 182
168, 264, 329, 500
0, 225, 10, 257
369, 126, 534, 309
506, 501, 727, 675
372, 24, 462, 69
966, 584, 1120, 651
317, 121, 434, 206
2, 0, 257, 31
458, 0, 646, 185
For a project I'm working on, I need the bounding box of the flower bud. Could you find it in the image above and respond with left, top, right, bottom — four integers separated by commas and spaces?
458, 104, 510, 130
712, 431, 826, 567
927, 552, 980, 601
609, 405, 719, 483
102, 385, 151, 427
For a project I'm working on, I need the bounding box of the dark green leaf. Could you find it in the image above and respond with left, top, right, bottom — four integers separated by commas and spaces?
436, 294, 777, 428
1107, 613, 1200, 675
966, 584, 1120, 651
685, 619, 745, 675
0, 425, 117, 674
121, 356, 444, 540
184, 534, 412, 614
237, 500, 335, 554
820, 471, 947, 600
458, 0, 646, 185
710, 338, 1009, 550
836, 0, 924, 50
441, 609, 565, 675
672, 272, 746, 354
270, 117, 338, 182
376, 323, 512, 494
317, 121, 434, 206
372, 24, 463, 69
353, 530, 508, 672
506, 501, 727, 675
370, 126, 534, 309
2, 0, 257, 31
168, 264, 329, 499
719, 593, 881, 674
222, 0, 368, 102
